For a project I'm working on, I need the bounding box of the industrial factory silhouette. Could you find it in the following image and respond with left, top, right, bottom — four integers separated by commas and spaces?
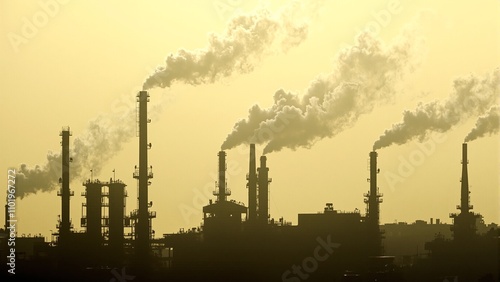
1, 90, 497, 282
2, 2, 499, 282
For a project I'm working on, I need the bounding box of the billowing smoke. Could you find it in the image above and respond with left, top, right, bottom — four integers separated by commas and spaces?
142, 3, 311, 90
464, 105, 499, 142
221, 24, 424, 153
13, 3, 315, 198
15, 104, 163, 199
373, 68, 500, 150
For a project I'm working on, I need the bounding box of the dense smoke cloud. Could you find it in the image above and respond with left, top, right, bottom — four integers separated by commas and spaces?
373, 68, 500, 149
221, 23, 424, 153
142, 3, 312, 90
464, 105, 499, 142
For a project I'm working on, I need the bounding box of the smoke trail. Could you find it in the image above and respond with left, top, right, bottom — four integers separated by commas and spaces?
142, 3, 311, 90
15, 103, 164, 199
373, 68, 500, 150
13, 2, 315, 198
221, 22, 424, 153
464, 105, 500, 142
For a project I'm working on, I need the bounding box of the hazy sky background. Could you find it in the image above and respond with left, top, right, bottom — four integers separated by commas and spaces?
1, 0, 498, 241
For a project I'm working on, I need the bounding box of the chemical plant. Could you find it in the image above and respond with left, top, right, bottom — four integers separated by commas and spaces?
0, 91, 498, 282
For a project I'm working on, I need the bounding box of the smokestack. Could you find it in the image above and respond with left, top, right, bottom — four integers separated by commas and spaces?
134, 91, 154, 263
57, 127, 73, 243
460, 143, 472, 214
369, 151, 380, 225
450, 143, 478, 241
216, 151, 229, 202
258, 155, 271, 224
365, 150, 382, 255
247, 144, 257, 221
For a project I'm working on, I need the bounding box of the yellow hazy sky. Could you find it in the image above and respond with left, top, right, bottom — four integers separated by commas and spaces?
0, 0, 499, 240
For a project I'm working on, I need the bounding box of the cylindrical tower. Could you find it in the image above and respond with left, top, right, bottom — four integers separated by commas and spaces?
257, 156, 271, 224
134, 90, 154, 265
247, 144, 257, 221
217, 151, 228, 202
109, 180, 126, 264
58, 127, 73, 244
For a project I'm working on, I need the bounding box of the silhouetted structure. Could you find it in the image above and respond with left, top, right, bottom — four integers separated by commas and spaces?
2, 93, 498, 281
108, 179, 127, 264
247, 144, 258, 222
364, 151, 383, 256
57, 127, 73, 247
257, 155, 271, 225
203, 151, 247, 242
82, 180, 103, 253
449, 143, 480, 241
422, 143, 498, 281
132, 90, 156, 267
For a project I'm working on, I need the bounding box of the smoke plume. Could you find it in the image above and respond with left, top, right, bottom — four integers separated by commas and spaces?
373, 68, 500, 149
13, 3, 314, 198
221, 23, 424, 153
15, 104, 163, 199
464, 105, 499, 142
142, 3, 311, 90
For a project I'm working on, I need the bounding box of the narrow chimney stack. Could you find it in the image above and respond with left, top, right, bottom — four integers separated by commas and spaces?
460, 143, 471, 213
217, 151, 228, 202
58, 127, 73, 244
247, 144, 257, 221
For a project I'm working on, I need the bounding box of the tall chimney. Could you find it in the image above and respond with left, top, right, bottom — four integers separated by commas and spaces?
258, 156, 271, 224
450, 143, 478, 241
216, 151, 229, 202
58, 127, 73, 244
247, 144, 257, 221
134, 90, 153, 263
460, 143, 471, 214
365, 150, 382, 255
369, 151, 380, 226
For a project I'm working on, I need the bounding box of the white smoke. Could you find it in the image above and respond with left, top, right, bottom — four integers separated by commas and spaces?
373, 68, 500, 149
464, 105, 500, 142
142, 3, 313, 90
221, 22, 425, 153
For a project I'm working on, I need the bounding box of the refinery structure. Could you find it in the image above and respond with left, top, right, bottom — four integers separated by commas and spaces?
0, 90, 498, 282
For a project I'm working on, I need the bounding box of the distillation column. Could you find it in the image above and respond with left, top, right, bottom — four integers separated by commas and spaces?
134, 90, 154, 265
257, 156, 271, 225
58, 127, 73, 246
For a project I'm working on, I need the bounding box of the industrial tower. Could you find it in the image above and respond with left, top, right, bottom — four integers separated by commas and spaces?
257, 155, 271, 225
364, 151, 383, 256
449, 143, 480, 241
57, 127, 73, 247
133, 90, 156, 265
247, 144, 258, 222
